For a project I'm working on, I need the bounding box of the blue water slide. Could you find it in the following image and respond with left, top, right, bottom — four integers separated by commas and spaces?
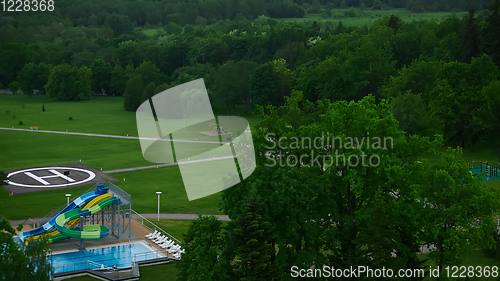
18, 187, 107, 243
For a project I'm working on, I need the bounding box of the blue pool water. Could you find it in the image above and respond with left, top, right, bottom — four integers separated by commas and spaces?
50, 242, 161, 273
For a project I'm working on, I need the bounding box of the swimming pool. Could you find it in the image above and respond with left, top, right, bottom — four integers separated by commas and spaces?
50, 241, 164, 273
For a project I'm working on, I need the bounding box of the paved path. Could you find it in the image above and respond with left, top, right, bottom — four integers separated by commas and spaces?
0, 127, 229, 144
139, 213, 230, 221
103, 155, 236, 174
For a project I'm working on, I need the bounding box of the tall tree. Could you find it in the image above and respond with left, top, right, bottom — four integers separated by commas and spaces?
45, 64, 92, 101
228, 190, 277, 281
463, 8, 481, 63
212, 60, 257, 114
177, 215, 228, 281
110, 64, 127, 96
483, 0, 500, 66
123, 76, 144, 112
90, 58, 112, 95
16, 63, 52, 97
418, 148, 500, 277
390, 91, 437, 137
134, 61, 165, 87
249, 62, 277, 107
141, 82, 156, 103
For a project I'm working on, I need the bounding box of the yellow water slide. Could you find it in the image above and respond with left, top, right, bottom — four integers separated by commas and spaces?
25, 193, 112, 245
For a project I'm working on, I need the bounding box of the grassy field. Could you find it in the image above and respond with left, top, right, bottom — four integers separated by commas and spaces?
279, 8, 467, 27
0, 95, 263, 135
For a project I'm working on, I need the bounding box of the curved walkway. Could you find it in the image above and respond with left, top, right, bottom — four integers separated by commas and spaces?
103, 155, 236, 174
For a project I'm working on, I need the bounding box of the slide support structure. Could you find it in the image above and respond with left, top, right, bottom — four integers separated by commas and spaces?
79, 216, 85, 251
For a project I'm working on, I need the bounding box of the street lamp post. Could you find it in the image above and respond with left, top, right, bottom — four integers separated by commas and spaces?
65, 194, 71, 206
156, 192, 162, 221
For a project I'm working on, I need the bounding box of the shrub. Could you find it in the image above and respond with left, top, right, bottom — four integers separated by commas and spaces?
69, 116, 73, 120
12, 115, 15, 119
42, 105, 45, 111
19, 121, 23, 125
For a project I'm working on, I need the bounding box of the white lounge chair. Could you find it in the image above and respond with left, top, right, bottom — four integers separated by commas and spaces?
152, 235, 165, 243
161, 241, 174, 249
159, 240, 172, 248
156, 236, 169, 245
148, 231, 161, 240
145, 230, 158, 239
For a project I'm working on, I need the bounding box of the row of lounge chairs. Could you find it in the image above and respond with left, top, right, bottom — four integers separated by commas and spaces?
146, 230, 185, 259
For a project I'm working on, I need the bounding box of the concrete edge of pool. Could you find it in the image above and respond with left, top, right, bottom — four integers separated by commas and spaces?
51, 240, 176, 281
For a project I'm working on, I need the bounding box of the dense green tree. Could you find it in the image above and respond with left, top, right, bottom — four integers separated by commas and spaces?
391, 91, 436, 137
105, 14, 133, 36
224, 91, 444, 274
141, 82, 157, 103
0, 218, 52, 280
483, 0, 500, 66
228, 190, 277, 280
381, 59, 442, 104
463, 8, 481, 63
157, 39, 189, 77
388, 15, 402, 33
418, 148, 500, 277
0, 43, 34, 87
298, 40, 395, 101
16, 63, 52, 97
45, 64, 92, 101
270, 58, 293, 106
249, 62, 277, 107
481, 80, 500, 153
123, 76, 144, 112
177, 215, 228, 281
211, 60, 258, 114
110, 64, 127, 95
189, 37, 231, 66
90, 58, 112, 95
134, 61, 165, 86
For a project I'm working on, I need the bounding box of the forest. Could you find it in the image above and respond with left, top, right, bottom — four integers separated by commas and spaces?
2, 0, 500, 279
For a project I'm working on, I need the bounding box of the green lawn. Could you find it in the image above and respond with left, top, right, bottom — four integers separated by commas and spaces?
279, 8, 467, 27
0, 95, 139, 136
0, 130, 152, 171
0, 95, 263, 135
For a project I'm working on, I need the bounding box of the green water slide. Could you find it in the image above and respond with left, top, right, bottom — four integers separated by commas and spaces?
54, 197, 121, 239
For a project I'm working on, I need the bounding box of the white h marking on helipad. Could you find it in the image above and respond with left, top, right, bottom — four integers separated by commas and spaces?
24, 170, 76, 185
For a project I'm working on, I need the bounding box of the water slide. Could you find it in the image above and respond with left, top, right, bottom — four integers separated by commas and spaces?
18, 190, 104, 243
25, 193, 113, 245
54, 195, 121, 239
